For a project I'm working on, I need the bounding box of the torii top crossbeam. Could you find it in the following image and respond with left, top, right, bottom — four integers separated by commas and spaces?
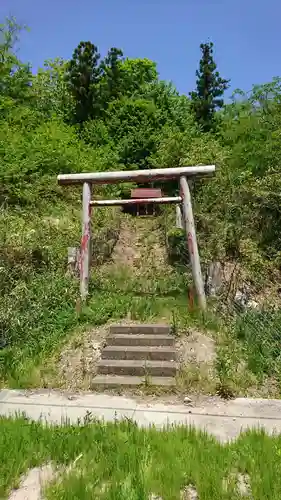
57, 165, 215, 186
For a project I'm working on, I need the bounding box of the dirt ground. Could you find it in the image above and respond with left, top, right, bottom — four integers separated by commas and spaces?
109, 220, 140, 268
8, 464, 56, 500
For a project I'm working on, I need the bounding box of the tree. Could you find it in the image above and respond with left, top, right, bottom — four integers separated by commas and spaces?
0, 17, 32, 106
118, 58, 157, 96
32, 58, 74, 120
189, 42, 229, 131
106, 98, 161, 168
99, 56, 158, 106
66, 41, 101, 124
100, 47, 124, 105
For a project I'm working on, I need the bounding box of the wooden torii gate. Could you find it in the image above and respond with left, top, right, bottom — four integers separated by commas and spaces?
57, 165, 215, 310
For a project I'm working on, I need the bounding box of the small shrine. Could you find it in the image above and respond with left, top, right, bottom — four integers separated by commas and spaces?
130, 188, 162, 216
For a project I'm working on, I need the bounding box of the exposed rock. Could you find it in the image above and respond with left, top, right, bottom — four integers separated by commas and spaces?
223, 472, 252, 498
234, 290, 249, 310
205, 261, 223, 296
180, 484, 198, 499
246, 299, 259, 310
234, 290, 259, 311
237, 473, 252, 497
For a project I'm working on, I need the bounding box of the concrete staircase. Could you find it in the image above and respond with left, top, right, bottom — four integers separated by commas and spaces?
92, 324, 178, 389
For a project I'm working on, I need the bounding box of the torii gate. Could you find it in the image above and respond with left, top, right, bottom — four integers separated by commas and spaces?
57, 165, 215, 310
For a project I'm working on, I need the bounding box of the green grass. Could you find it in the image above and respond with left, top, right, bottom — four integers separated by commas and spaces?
210, 307, 281, 399
0, 202, 123, 387
1, 415, 281, 499
234, 308, 281, 380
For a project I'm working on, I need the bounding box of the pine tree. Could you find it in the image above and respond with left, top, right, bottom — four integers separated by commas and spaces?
189, 42, 229, 131
66, 41, 101, 123
100, 47, 124, 104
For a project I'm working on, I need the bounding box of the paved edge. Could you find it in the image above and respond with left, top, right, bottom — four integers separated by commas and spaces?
1, 390, 281, 442
91, 375, 176, 387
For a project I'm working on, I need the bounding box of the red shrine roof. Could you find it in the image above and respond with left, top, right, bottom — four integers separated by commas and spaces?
131, 188, 162, 199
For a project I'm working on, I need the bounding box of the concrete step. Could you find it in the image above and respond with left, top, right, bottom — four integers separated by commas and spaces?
107, 334, 174, 347
110, 324, 171, 335
91, 375, 176, 389
97, 359, 178, 377
102, 345, 177, 361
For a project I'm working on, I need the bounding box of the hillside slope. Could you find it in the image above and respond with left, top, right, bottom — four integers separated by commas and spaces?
95, 214, 188, 297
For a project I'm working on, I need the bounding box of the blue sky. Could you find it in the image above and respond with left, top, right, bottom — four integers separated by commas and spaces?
1, 0, 280, 97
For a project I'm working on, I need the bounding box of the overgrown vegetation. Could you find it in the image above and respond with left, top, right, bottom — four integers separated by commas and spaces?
1, 16, 281, 391
2, 416, 281, 499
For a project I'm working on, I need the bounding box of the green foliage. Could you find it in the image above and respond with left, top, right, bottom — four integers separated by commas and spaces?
166, 228, 187, 266
3, 417, 281, 500
0, 203, 124, 384
106, 98, 162, 168
209, 80, 281, 264
65, 40, 158, 127
66, 41, 101, 123
99, 47, 124, 104
234, 309, 281, 380
65, 39, 172, 168
0, 115, 118, 206
189, 42, 229, 131
0, 17, 32, 107
118, 57, 158, 94
2, 14, 281, 388
80, 118, 112, 147
32, 58, 74, 121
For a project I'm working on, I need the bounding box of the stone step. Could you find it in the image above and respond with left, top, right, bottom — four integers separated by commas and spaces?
107, 334, 174, 347
91, 375, 176, 389
102, 345, 177, 361
110, 324, 171, 335
97, 359, 178, 377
